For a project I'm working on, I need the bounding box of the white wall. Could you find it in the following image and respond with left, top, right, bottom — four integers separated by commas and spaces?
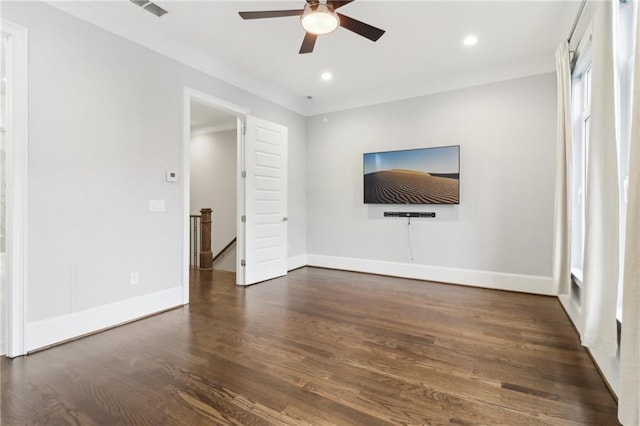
306, 73, 557, 293
2, 0, 555, 351
190, 129, 237, 272
0, 36, 7, 355
2, 1, 306, 350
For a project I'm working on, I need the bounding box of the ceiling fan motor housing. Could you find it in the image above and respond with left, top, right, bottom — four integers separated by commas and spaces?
238, 0, 385, 54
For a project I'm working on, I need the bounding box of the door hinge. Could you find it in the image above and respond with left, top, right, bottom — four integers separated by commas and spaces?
241, 171, 247, 178
241, 259, 246, 267
241, 215, 246, 222
242, 125, 247, 135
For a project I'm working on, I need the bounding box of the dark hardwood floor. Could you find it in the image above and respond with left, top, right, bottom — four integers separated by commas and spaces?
1, 267, 619, 425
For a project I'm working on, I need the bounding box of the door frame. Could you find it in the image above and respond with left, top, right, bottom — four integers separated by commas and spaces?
3, 20, 29, 358
182, 87, 249, 302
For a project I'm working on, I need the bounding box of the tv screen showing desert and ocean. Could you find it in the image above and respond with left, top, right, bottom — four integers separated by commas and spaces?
363, 145, 460, 204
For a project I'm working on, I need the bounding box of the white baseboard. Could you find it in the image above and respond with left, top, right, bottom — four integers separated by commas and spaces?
26, 286, 183, 352
588, 347, 620, 398
1, 251, 7, 356
287, 254, 308, 271
558, 294, 619, 397
306, 254, 554, 295
559, 294, 582, 333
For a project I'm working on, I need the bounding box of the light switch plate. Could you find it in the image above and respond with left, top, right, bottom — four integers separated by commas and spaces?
166, 171, 178, 182
149, 199, 165, 212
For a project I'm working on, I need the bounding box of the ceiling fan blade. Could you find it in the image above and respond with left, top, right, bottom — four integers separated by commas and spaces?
239, 10, 303, 20
337, 13, 385, 42
299, 32, 318, 54
328, 1, 354, 10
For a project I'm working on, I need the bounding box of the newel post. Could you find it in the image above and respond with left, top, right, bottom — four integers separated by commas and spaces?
199, 208, 213, 270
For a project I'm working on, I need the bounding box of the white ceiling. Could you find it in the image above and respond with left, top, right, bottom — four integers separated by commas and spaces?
46, 1, 580, 116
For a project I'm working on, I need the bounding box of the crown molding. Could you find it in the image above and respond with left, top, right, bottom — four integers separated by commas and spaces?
42, 1, 308, 115
305, 54, 555, 116
42, 1, 556, 118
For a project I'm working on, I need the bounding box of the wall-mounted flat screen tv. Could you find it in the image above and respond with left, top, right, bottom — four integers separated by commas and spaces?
363, 145, 460, 204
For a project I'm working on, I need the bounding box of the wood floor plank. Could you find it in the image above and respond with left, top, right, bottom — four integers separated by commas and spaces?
1, 267, 619, 425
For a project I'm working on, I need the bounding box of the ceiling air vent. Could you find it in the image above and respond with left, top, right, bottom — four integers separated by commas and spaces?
129, 0, 168, 18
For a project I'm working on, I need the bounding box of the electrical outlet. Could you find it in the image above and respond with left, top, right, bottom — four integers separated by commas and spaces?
130, 272, 139, 286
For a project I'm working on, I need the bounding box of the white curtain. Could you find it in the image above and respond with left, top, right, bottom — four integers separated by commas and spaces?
619, 3, 640, 424
581, 0, 620, 355
552, 41, 573, 296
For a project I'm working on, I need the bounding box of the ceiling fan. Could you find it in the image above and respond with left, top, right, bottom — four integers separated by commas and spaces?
238, 0, 385, 54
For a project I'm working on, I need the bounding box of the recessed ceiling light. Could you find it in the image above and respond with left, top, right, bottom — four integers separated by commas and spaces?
321, 72, 333, 81
463, 35, 479, 47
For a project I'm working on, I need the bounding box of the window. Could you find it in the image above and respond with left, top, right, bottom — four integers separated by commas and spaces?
569, 0, 637, 319
616, 0, 637, 320
570, 41, 592, 289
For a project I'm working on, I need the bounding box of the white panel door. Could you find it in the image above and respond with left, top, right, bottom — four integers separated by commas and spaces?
242, 116, 288, 285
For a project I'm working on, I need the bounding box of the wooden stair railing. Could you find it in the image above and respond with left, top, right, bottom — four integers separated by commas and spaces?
199, 208, 213, 270
212, 237, 237, 264
189, 214, 201, 267
189, 208, 214, 270
190, 209, 234, 270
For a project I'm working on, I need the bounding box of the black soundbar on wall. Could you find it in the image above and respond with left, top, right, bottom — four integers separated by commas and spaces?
384, 212, 436, 218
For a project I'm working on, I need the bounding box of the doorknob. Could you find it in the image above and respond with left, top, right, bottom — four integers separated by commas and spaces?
282, 217, 288, 222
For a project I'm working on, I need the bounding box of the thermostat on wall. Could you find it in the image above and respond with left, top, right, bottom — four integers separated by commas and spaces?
166, 171, 178, 182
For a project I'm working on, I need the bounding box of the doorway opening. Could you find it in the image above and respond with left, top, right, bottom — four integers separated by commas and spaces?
182, 88, 289, 305
188, 102, 238, 275
183, 90, 247, 304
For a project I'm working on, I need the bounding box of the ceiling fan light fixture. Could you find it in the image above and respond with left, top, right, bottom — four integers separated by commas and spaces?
301, 4, 340, 35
